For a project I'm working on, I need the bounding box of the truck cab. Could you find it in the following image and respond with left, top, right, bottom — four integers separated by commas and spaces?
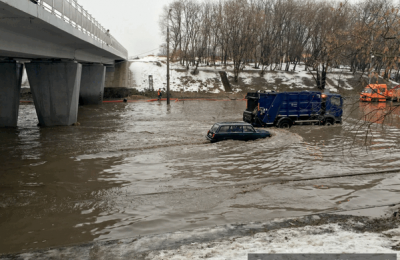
360, 84, 388, 102
243, 91, 343, 128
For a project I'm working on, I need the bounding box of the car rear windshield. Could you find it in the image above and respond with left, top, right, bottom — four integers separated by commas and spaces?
210, 124, 220, 133
218, 126, 230, 133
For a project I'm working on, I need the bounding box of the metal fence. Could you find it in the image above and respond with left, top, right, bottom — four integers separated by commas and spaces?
32, 0, 127, 58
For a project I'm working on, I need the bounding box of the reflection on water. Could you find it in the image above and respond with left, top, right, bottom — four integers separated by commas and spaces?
359, 101, 400, 126
347, 101, 400, 150
1, 100, 400, 254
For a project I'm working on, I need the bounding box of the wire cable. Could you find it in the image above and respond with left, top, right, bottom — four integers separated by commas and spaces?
129, 47, 161, 59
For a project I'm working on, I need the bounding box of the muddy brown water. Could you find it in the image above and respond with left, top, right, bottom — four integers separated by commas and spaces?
1, 99, 400, 254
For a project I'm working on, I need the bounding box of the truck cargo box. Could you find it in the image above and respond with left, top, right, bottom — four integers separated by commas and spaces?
243, 91, 343, 128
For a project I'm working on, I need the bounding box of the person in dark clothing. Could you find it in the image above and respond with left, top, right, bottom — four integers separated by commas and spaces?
157, 88, 162, 101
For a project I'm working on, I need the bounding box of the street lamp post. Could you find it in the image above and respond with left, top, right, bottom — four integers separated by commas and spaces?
166, 9, 172, 105
369, 54, 374, 85
369, 35, 374, 85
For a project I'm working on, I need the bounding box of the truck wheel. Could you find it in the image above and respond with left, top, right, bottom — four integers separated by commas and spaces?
278, 120, 292, 129
324, 119, 334, 126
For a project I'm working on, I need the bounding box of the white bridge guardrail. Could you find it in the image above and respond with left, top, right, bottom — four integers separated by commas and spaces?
31, 0, 128, 59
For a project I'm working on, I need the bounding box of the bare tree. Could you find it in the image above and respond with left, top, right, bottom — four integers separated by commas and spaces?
159, 0, 400, 88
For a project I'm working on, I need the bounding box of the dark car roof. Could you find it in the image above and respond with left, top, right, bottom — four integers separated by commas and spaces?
215, 122, 253, 126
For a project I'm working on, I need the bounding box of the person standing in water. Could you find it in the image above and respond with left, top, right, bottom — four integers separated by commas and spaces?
157, 88, 162, 101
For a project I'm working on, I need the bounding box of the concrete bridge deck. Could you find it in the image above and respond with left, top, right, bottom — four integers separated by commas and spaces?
0, 0, 129, 127
0, 0, 128, 63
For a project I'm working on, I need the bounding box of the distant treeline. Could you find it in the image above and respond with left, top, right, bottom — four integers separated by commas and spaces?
159, 0, 400, 89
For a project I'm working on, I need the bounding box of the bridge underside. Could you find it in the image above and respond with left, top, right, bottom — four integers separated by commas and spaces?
0, 1, 127, 64
0, 1, 129, 127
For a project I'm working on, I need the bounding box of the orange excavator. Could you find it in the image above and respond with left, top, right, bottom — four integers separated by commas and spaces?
360, 84, 391, 102
388, 85, 400, 101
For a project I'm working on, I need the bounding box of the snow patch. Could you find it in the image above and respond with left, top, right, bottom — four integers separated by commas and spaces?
146, 224, 400, 260
129, 59, 223, 93
263, 65, 311, 88
129, 57, 359, 93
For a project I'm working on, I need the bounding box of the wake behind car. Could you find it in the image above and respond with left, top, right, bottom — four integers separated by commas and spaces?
206, 122, 271, 142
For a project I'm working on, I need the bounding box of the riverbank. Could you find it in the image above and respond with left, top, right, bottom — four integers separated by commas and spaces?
19, 56, 400, 103
103, 87, 246, 100
19, 87, 247, 102
19, 55, 399, 102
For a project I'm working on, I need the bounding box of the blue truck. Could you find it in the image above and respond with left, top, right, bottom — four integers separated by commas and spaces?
243, 91, 343, 128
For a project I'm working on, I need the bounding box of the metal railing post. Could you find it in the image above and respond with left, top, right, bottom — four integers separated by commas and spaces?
81, 7, 84, 31
29, 0, 127, 56
90, 15, 93, 38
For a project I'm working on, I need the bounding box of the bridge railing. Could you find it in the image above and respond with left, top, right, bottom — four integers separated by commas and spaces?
33, 0, 128, 58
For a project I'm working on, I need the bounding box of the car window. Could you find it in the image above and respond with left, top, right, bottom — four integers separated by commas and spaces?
243, 126, 255, 133
230, 126, 243, 133
210, 124, 219, 133
218, 126, 230, 133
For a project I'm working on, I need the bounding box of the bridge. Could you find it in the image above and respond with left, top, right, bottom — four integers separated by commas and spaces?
0, 0, 129, 127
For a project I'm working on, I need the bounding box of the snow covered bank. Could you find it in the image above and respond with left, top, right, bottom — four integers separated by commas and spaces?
129, 58, 224, 93
5, 214, 400, 260
21, 68, 29, 88
128, 56, 366, 94
17, 56, 377, 94
148, 224, 400, 260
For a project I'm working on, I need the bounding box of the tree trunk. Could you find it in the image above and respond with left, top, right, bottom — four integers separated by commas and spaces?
192, 59, 200, 75
219, 71, 232, 92
293, 59, 298, 71
316, 67, 321, 89
321, 64, 327, 90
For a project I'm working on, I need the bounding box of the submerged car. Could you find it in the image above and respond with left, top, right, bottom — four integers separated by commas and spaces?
206, 122, 271, 142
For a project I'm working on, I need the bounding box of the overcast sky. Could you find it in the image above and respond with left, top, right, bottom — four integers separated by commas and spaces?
79, 0, 174, 57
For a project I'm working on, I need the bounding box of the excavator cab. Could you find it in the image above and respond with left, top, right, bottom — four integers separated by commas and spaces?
360, 84, 388, 102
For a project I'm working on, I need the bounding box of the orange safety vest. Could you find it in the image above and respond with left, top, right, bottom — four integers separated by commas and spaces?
158, 90, 161, 96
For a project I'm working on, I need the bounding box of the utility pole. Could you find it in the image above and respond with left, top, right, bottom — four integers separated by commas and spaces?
369, 35, 374, 85
167, 9, 172, 105
369, 54, 374, 85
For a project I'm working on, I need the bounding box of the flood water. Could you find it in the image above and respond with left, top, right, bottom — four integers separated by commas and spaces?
1, 99, 400, 254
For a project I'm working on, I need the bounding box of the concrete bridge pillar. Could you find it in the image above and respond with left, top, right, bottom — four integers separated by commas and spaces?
0, 61, 23, 127
105, 61, 130, 88
113, 61, 129, 88
25, 61, 82, 126
79, 64, 106, 105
